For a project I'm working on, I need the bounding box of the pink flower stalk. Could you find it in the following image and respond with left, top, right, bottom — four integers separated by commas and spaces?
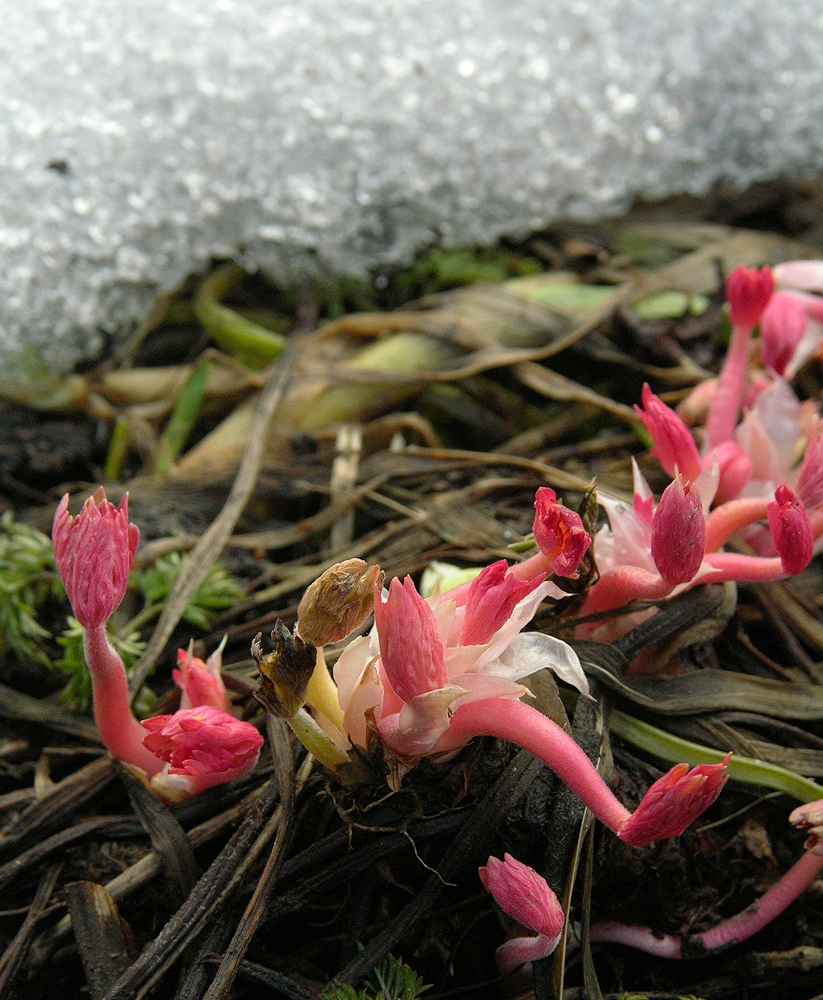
142, 705, 263, 793
54, 490, 162, 777
760, 292, 808, 376
174, 637, 231, 712
767, 484, 813, 574
53, 487, 262, 798
650, 476, 706, 586
705, 265, 774, 449
589, 847, 823, 958
524, 487, 592, 579
634, 384, 702, 482
438, 699, 730, 845
479, 853, 564, 975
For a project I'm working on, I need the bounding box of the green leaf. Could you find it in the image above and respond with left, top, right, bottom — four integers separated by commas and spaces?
135, 551, 244, 629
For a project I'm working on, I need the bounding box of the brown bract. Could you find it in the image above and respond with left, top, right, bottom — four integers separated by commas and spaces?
252, 621, 317, 718
296, 558, 384, 646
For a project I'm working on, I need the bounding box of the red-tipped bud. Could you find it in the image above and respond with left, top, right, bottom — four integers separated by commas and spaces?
712, 440, 754, 505
760, 291, 808, 375
651, 477, 706, 585
460, 560, 544, 646
767, 485, 813, 575
479, 853, 564, 944
532, 487, 591, 577
142, 705, 263, 777
634, 383, 702, 481
52, 488, 140, 629
618, 755, 730, 846
374, 576, 447, 703
726, 264, 774, 328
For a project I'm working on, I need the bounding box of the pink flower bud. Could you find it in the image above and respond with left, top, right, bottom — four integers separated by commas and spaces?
651, 476, 706, 585
634, 383, 702, 481
760, 292, 808, 375
142, 705, 263, 778
174, 641, 230, 712
479, 853, 564, 944
726, 264, 774, 328
618, 755, 730, 846
52, 488, 140, 629
374, 576, 447, 704
532, 487, 591, 577
460, 561, 544, 646
767, 485, 813, 575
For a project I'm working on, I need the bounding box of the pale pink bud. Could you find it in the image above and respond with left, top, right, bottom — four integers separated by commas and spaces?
634, 383, 702, 481
796, 420, 823, 511
618, 755, 730, 846
650, 476, 706, 585
789, 799, 823, 855
142, 705, 263, 778
760, 292, 808, 375
711, 440, 754, 505
726, 264, 774, 328
374, 576, 447, 704
52, 487, 140, 629
479, 854, 564, 944
532, 487, 591, 577
767, 484, 813, 575
460, 561, 545, 646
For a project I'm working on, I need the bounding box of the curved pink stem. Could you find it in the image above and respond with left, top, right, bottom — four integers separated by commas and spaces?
438, 699, 728, 844
705, 322, 754, 449
590, 849, 823, 958
84, 625, 164, 776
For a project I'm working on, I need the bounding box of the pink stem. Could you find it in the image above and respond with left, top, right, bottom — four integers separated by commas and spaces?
578, 567, 674, 619
701, 551, 785, 583
705, 323, 754, 449
496, 933, 555, 976
438, 699, 632, 834
704, 498, 770, 552
589, 849, 823, 958
83, 625, 164, 776
510, 550, 551, 582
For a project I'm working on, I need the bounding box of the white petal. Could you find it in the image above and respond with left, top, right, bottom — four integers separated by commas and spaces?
484, 632, 589, 697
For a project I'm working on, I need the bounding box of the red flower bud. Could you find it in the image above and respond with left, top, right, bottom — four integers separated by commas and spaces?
726, 264, 774, 328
